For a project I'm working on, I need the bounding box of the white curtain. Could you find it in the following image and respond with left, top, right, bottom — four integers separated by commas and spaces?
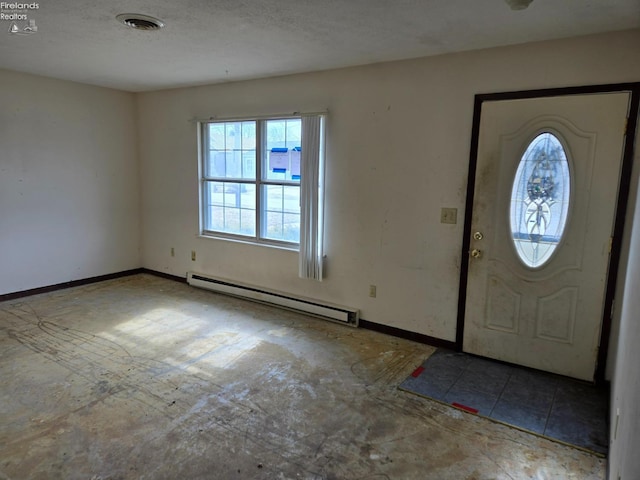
299, 115, 325, 280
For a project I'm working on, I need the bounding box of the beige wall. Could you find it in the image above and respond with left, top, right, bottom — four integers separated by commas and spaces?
0, 70, 141, 294
610, 152, 640, 478
137, 29, 640, 342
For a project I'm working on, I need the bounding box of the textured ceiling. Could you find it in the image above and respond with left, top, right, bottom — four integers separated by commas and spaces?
0, 0, 638, 92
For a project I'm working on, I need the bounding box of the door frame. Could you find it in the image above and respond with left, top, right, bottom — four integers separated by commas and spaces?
456, 83, 640, 384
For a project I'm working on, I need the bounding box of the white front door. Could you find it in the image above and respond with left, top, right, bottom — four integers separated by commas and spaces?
463, 92, 630, 381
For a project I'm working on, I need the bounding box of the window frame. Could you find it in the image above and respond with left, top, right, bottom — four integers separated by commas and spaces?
199, 115, 303, 249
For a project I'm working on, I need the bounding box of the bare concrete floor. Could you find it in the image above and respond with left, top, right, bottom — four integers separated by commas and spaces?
0, 274, 605, 479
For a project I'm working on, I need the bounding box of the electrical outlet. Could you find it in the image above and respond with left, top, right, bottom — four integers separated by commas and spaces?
191, 250, 196, 261
441, 207, 457, 224
171, 247, 175, 257
369, 285, 377, 298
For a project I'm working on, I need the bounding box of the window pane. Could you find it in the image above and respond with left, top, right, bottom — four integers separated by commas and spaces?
509, 132, 571, 268
286, 121, 301, 148
283, 185, 300, 213
203, 181, 255, 236
282, 213, 300, 242
264, 119, 302, 182
205, 121, 256, 180
262, 185, 300, 242
208, 123, 225, 150
201, 117, 307, 247
203, 182, 222, 231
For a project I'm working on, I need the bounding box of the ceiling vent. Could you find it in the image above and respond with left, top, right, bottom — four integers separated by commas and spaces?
116, 13, 165, 31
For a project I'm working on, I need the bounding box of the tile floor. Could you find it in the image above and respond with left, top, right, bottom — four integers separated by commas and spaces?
400, 348, 609, 455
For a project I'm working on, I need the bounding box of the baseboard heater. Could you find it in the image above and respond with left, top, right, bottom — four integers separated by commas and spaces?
187, 272, 359, 326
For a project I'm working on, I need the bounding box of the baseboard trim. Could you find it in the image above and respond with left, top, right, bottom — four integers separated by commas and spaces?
0, 268, 145, 302
142, 272, 454, 349
141, 268, 187, 283
2, 269, 457, 353
359, 319, 458, 351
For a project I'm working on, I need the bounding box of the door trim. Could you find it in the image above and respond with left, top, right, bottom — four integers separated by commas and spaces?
456, 83, 640, 384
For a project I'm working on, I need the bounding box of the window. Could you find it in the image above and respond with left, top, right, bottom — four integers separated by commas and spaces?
509, 132, 571, 268
201, 117, 304, 245
202, 120, 258, 238
200, 115, 325, 279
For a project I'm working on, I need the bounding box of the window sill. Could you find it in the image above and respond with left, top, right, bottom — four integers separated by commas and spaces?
197, 234, 299, 252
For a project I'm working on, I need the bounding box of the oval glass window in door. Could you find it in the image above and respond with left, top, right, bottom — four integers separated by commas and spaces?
509, 132, 571, 268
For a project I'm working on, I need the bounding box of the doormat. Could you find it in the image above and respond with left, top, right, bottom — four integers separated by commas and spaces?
399, 348, 609, 456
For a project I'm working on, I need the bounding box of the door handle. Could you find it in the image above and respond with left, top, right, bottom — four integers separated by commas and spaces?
470, 249, 482, 259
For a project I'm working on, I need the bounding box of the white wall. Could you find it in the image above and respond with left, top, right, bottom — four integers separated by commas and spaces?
610, 153, 640, 479
0, 70, 140, 295
137, 29, 640, 342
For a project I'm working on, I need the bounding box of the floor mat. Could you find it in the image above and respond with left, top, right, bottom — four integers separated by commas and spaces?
399, 348, 609, 455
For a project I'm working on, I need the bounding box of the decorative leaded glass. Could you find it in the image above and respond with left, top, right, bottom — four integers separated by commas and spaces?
509, 132, 571, 268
